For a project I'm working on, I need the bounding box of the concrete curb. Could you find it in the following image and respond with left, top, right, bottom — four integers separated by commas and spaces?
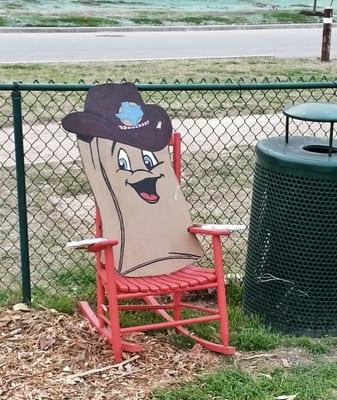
0, 23, 335, 34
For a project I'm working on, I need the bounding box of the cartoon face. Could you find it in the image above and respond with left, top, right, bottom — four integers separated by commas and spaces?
78, 136, 203, 277
104, 141, 169, 212
115, 145, 164, 204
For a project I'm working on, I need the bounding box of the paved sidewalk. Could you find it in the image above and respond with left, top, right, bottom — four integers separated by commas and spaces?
0, 23, 330, 34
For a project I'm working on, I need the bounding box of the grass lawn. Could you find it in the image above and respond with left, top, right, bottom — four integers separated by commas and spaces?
153, 363, 337, 399
0, 2, 329, 28
0, 12, 323, 27
0, 57, 336, 84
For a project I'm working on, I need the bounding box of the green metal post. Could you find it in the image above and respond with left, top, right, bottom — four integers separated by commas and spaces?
11, 87, 31, 304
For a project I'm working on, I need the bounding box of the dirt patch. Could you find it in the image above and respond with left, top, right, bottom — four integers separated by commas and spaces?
235, 347, 309, 374
0, 306, 334, 399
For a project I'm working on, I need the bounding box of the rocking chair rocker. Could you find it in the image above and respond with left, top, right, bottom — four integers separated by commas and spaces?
62, 83, 237, 362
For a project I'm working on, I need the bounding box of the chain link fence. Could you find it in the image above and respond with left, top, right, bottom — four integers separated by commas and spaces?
1, 80, 336, 307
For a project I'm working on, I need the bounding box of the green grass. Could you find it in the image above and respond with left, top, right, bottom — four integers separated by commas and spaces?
9, 15, 120, 27
153, 363, 337, 400
31, 264, 96, 313
1, 58, 336, 85
0, 288, 21, 306
284, 336, 337, 355
0, 264, 96, 313
130, 18, 163, 25
0, 8, 327, 27
176, 16, 246, 25
259, 10, 319, 24
0, 263, 97, 313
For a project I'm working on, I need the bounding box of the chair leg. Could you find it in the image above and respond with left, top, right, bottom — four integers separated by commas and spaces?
217, 281, 230, 347
105, 247, 123, 363
80, 297, 123, 362
80, 301, 143, 354
96, 267, 105, 330
173, 292, 182, 331
212, 235, 234, 351
108, 295, 123, 363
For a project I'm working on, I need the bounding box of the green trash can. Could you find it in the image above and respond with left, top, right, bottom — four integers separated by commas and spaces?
243, 102, 337, 337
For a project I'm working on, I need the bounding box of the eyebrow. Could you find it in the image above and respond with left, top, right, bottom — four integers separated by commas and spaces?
111, 141, 117, 156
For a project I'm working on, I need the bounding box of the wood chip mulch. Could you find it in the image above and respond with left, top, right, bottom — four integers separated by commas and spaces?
0, 306, 224, 400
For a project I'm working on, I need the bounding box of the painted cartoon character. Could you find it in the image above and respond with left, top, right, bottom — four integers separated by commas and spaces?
62, 83, 202, 276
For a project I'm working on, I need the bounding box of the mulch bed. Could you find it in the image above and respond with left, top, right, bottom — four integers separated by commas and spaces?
0, 306, 223, 399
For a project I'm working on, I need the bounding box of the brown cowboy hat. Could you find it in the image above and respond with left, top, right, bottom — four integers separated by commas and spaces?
61, 82, 172, 152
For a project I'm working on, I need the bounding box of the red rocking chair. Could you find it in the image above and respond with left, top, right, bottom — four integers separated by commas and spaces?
78, 133, 236, 362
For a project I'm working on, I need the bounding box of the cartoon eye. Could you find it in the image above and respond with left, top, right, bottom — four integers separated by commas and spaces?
142, 150, 158, 170
117, 148, 131, 171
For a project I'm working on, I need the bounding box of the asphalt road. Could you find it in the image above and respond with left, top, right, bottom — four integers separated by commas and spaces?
1, 27, 336, 63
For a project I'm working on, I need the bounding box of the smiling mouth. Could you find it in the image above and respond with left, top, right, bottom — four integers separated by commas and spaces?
127, 175, 162, 204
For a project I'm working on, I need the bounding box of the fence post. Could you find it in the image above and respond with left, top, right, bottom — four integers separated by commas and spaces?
321, 7, 333, 62
11, 85, 31, 304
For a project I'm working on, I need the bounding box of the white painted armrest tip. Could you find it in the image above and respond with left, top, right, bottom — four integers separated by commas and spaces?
192, 224, 246, 231
65, 237, 105, 249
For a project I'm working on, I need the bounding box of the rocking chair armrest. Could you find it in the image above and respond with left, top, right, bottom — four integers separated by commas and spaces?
87, 239, 119, 253
188, 224, 245, 237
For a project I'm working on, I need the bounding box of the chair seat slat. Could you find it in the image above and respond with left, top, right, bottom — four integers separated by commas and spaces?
115, 265, 216, 293
173, 270, 206, 286
134, 276, 162, 292
157, 274, 187, 289
182, 266, 216, 283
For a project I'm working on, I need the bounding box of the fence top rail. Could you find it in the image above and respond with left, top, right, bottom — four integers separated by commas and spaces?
0, 81, 337, 92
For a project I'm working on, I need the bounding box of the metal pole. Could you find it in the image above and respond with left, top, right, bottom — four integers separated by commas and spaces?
11, 86, 31, 304
329, 122, 334, 157
1, 81, 337, 93
285, 116, 290, 144
321, 7, 333, 62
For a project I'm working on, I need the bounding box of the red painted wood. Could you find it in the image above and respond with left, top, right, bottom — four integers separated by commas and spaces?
104, 246, 123, 363
87, 239, 118, 253
114, 265, 216, 293
156, 274, 186, 289
95, 207, 102, 237
188, 226, 230, 236
212, 235, 230, 347
120, 314, 220, 334
134, 276, 162, 292
179, 303, 218, 315
118, 304, 173, 311
172, 132, 181, 183
117, 283, 218, 300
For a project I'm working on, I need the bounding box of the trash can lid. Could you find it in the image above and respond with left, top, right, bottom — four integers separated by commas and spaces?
283, 102, 337, 123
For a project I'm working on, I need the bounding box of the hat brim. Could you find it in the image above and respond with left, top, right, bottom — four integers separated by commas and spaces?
62, 104, 172, 152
